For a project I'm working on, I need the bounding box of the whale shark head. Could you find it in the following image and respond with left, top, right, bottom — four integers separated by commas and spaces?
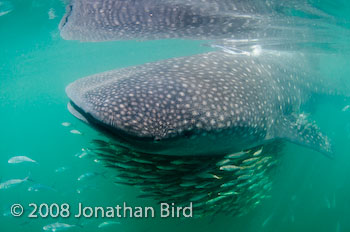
66, 51, 333, 157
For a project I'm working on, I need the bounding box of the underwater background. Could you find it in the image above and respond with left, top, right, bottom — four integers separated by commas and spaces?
1, 0, 350, 231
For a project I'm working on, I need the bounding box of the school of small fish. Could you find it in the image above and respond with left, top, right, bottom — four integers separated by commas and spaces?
86, 139, 284, 217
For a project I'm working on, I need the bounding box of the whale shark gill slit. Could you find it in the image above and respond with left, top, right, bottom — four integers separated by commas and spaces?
59, 4, 73, 31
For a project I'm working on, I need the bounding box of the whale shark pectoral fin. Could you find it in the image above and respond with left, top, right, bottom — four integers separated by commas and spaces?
276, 114, 334, 158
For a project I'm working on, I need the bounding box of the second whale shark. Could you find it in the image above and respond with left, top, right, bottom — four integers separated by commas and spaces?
59, 0, 329, 42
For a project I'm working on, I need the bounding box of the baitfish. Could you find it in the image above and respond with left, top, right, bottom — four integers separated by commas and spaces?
0, 1, 13, 17
77, 172, 104, 181
28, 184, 57, 192
8, 155, 38, 164
98, 221, 121, 228
0, 175, 31, 190
43, 222, 77, 232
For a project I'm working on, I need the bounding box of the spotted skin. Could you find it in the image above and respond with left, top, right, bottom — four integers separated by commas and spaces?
66, 51, 332, 157
59, 0, 282, 41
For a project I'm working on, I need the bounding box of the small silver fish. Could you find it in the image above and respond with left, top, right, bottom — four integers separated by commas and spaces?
0, 175, 30, 190
206, 196, 226, 205
170, 160, 186, 165
77, 172, 102, 181
43, 222, 76, 231
8, 156, 38, 164
70, 129, 82, 135
237, 174, 252, 181
0, 1, 12, 17
263, 182, 272, 190
74, 148, 92, 159
236, 181, 250, 188
216, 159, 231, 166
252, 192, 263, 200
220, 180, 239, 188
225, 151, 247, 159
195, 182, 212, 189
98, 221, 120, 228
61, 122, 71, 127
236, 167, 255, 176
75, 151, 88, 159
242, 157, 260, 165
219, 191, 239, 196
197, 172, 222, 179
220, 165, 241, 171
28, 184, 57, 192
262, 213, 274, 227
130, 157, 153, 164
253, 148, 263, 156
341, 105, 350, 112
248, 183, 260, 191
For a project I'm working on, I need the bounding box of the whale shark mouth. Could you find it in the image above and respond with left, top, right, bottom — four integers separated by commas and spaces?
67, 102, 88, 124
67, 100, 175, 154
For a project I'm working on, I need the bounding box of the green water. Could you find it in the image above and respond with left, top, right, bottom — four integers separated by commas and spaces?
1, 0, 350, 231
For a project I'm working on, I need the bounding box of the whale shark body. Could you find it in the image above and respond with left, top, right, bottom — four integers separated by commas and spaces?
59, 0, 326, 42
66, 51, 332, 158
59, 0, 274, 41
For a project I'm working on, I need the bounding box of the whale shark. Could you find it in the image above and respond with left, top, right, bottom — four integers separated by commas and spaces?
59, 0, 270, 41
66, 50, 333, 158
59, 0, 329, 42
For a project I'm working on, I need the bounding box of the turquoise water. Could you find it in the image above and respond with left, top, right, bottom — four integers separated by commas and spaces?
1, 0, 350, 231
